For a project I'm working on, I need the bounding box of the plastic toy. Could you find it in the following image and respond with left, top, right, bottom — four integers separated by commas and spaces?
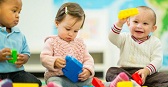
92, 77, 105, 87
132, 72, 143, 85
13, 83, 39, 87
62, 55, 83, 83
117, 81, 133, 87
83, 85, 95, 87
8, 49, 17, 63
0, 79, 12, 87
118, 8, 139, 19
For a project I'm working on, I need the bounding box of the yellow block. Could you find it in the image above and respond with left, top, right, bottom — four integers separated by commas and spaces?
118, 8, 139, 19
117, 81, 133, 87
13, 83, 39, 87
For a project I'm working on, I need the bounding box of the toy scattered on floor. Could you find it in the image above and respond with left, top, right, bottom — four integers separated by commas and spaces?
117, 81, 133, 87
41, 82, 60, 87
13, 83, 39, 87
83, 85, 94, 87
92, 77, 105, 87
118, 8, 139, 19
8, 49, 17, 63
117, 81, 148, 87
0, 79, 12, 87
132, 72, 143, 85
62, 55, 83, 82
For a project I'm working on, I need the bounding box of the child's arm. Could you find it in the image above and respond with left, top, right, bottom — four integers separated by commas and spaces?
15, 54, 29, 68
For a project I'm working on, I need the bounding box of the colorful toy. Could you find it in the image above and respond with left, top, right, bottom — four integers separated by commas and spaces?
0, 79, 12, 87
62, 55, 83, 83
117, 81, 133, 87
92, 77, 105, 87
13, 83, 39, 87
118, 8, 139, 19
132, 72, 143, 85
8, 49, 17, 63
83, 85, 94, 87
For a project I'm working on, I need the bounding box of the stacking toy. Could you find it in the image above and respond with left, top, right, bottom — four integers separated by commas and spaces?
8, 49, 17, 63
118, 8, 139, 19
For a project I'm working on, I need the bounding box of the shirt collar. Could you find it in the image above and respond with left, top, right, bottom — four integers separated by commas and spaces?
0, 26, 20, 33
131, 35, 150, 44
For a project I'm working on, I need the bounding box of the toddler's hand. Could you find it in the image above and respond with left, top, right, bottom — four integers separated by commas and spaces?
116, 18, 128, 28
54, 58, 66, 68
78, 68, 91, 81
0, 48, 12, 61
15, 54, 29, 68
136, 68, 150, 85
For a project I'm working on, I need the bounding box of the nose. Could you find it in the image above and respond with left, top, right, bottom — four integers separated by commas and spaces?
16, 13, 20, 18
137, 23, 142, 28
68, 31, 73, 36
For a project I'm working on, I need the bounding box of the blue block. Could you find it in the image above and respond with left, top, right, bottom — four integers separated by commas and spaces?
62, 55, 83, 82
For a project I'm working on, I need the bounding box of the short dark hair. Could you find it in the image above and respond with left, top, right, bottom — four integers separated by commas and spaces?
137, 6, 156, 25
55, 2, 85, 28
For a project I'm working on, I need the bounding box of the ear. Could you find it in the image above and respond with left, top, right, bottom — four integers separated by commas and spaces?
152, 25, 157, 32
55, 21, 59, 28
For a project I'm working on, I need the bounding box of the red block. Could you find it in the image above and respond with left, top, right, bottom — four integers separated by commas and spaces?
92, 77, 105, 87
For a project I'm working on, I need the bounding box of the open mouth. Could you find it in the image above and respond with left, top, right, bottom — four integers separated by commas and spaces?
135, 31, 144, 33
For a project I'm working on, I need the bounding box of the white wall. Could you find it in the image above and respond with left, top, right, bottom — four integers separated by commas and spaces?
17, 0, 55, 53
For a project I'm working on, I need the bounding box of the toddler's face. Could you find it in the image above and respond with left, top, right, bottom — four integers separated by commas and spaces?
128, 8, 157, 40
0, 0, 22, 28
56, 14, 84, 42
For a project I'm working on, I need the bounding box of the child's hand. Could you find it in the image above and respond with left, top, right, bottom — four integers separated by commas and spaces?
116, 18, 128, 28
136, 68, 150, 85
54, 58, 66, 68
0, 48, 12, 61
15, 54, 29, 68
78, 68, 91, 81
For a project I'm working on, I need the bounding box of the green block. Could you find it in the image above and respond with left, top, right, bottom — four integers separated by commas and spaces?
8, 49, 17, 63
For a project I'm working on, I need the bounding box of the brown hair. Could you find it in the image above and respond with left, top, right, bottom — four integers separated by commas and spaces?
55, 2, 85, 28
137, 6, 156, 25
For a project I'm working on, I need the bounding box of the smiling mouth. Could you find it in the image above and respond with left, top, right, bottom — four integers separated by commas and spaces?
135, 31, 143, 33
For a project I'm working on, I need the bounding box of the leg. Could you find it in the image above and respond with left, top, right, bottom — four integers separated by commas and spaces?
10, 70, 42, 86
144, 72, 168, 87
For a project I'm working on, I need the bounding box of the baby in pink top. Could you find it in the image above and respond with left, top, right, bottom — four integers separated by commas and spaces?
40, 2, 94, 87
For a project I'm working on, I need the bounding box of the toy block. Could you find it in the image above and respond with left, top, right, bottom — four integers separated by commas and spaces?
92, 77, 105, 87
117, 81, 133, 87
83, 85, 94, 87
132, 72, 143, 85
8, 49, 17, 63
62, 55, 83, 83
118, 8, 138, 19
13, 83, 39, 87
0, 79, 12, 87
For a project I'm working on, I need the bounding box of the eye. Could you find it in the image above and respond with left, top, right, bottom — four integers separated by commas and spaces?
74, 30, 78, 33
143, 22, 148, 25
66, 28, 70, 31
133, 21, 138, 23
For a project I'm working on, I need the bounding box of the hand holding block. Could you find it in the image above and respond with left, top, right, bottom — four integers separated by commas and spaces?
118, 8, 138, 19
132, 72, 143, 85
62, 55, 83, 82
8, 49, 17, 63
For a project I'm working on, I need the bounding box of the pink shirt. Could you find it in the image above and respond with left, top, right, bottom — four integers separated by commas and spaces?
40, 35, 95, 80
